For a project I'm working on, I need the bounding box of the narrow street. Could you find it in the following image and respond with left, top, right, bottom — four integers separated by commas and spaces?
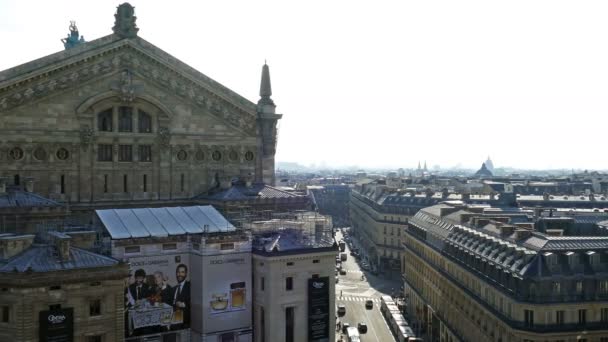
334, 228, 400, 342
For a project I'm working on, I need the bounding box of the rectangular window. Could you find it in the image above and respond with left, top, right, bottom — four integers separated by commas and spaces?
600, 280, 608, 294
143, 174, 147, 192
1, 306, 9, 323
49, 304, 61, 311
286, 262, 294, 266
139, 145, 152, 162
97, 144, 113, 162
578, 309, 586, 325
89, 299, 101, 316
220, 243, 234, 250
601, 308, 608, 323
124, 246, 140, 254
556, 310, 564, 325
103, 174, 108, 193
576, 281, 583, 294
524, 309, 534, 327
313, 259, 320, 264
261, 277, 265, 291
162, 243, 177, 250
123, 174, 128, 193
138, 111, 152, 133
119, 145, 132, 162
118, 107, 132, 132
285, 307, 294, 342
312, 274, 319, 279
49, 286, 61, 291
286, 277, 293, 291
180, 174, 185, 192
97, 109, 113, 132
552, 282, 561, 295
88, 336, 102, 342
60, 175, 65, 194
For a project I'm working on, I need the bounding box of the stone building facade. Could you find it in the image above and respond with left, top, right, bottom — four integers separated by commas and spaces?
0, 3, 281, 209
0, 232, 129, 342
403, 202, 608, 342
252, 229, 337, 342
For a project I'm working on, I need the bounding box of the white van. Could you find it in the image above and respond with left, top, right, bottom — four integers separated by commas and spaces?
346, 326, 360, 342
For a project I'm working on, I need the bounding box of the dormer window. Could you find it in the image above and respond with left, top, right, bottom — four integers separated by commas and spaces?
544, 252, 558, 267
565, 251, 578, 267
587, 251, 600, 268
98, 109, 113, 131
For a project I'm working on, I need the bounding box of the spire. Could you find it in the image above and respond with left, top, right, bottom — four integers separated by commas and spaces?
424, 161, 427, 171
417, 161, 421, 170
258, 62, 275, 111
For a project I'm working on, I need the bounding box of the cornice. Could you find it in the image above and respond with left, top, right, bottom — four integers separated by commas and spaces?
0, 37, 257, 135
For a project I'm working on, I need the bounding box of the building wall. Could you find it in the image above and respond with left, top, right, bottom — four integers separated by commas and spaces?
252, 250, 336, 342
349, 191, 406, 269
0, 278, 124, 342
0, 42, 270, 206
403, 230, 608, 342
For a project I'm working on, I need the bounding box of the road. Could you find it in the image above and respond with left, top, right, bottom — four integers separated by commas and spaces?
335, 228, 399, 342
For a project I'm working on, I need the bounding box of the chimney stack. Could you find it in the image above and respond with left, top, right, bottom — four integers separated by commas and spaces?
48, 231, 71, 262
24, 177, 35, 192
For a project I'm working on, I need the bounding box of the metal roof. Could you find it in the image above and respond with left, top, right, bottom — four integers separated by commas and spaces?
97, 205, 235, 239
0, 188, 63, 208
0, 245, 118, 273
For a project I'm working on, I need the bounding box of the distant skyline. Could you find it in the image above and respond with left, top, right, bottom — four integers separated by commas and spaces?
2, 1, 607, 170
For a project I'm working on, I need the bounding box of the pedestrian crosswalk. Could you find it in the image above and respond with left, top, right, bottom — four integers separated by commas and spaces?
336, 296, 381, 304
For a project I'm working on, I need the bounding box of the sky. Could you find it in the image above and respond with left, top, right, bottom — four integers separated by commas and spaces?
1, 0, 608, 170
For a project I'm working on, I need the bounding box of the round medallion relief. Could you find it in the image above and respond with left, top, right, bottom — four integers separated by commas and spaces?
56, 148, 69, 160
177, 150, 188, 161
245, 151, 254, 161
212, 150, 222, 161
195, 150, 205, 161
229, 150, 238, 161
33, 147, 47, 161
9, 147, 24, 160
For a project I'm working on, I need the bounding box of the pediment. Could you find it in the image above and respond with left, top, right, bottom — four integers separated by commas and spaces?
0, 35, 258, 134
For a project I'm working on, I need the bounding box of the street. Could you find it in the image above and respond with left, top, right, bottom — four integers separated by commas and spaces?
335, 228, 400, 342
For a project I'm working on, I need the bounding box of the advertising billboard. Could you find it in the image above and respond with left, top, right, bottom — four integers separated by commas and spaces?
39, 308, 73, 342
201, 252, 252, 334
308, 277, 330, 341
124, 253, 190, 337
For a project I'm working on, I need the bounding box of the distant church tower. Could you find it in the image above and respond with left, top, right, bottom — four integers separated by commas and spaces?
256, 62, 282, 185
485, 156, 494, 172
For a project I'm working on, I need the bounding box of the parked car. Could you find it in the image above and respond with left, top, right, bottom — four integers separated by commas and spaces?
337, 304, 346, 315
339, 269, 347, 275
357, 322, 368, 333
342, 322, 350, 334
365, 300, 373, 309
335, 276, 339, 284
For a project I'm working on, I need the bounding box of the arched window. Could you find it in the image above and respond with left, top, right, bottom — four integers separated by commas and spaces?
118, 106, 133, 132
138, 110, 152, 133
98, 109, 113, 131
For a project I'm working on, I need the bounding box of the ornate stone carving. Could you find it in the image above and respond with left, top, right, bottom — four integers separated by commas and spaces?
112, 69, 136, 102
157, 127, 171, 149
62, 21, 85, 50
112, 3, 139, 38
80, 125, 93, 150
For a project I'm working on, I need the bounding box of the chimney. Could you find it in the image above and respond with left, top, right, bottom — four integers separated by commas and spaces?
514, 229, 531, 240
499, 225, 515, 236
48, 231, 71, 262
65, 231, 96, 249
0, 234, 35, 259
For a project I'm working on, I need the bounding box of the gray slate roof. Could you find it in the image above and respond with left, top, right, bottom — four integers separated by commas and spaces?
97, 205, 235, 239
0, 245, 118, 273
0, 188, 63, 208
201, 184, 300, 201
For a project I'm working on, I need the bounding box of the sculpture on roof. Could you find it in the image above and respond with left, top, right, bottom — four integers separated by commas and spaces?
112, 3, 139, 38
61, 21, 85, 50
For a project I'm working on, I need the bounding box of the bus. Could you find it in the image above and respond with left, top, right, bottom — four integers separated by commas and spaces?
346, 326, 360, 342
380, 295, 419, 342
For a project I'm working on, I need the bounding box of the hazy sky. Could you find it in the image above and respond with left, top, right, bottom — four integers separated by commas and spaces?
1, 1, 607, 170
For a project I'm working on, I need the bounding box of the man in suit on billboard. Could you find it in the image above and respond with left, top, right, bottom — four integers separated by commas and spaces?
171, 263, 191, 328
128, 269, 150, 305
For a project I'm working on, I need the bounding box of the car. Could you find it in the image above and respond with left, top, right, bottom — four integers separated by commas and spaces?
339, 269, 347, 275
349, 251, 354, 256
357, 322, 368, 333
337, 304, 346, 316
365, 300, 373, 309
342, 322, 350, 334
335, 276, 339, 283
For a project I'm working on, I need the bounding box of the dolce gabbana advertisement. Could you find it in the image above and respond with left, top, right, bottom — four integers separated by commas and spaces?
123, 253, 191, 337
201, 252, 252, 334
308, 277, 330, 342
39, 308, 73, 342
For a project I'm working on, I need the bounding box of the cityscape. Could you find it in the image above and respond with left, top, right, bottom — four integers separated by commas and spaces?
1, 2, 608, 342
